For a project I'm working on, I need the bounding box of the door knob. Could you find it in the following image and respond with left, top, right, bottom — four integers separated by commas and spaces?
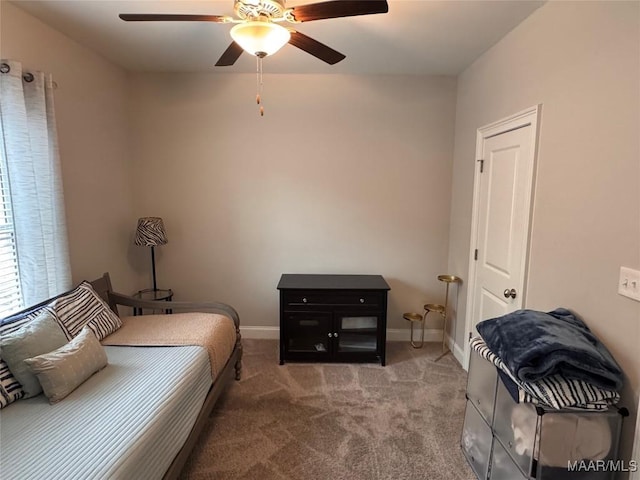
503, 288, 517, 299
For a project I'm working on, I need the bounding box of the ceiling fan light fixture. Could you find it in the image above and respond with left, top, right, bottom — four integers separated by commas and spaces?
230, 20, 291, 57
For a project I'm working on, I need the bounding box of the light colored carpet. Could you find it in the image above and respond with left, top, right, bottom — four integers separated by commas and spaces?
180, 339, 476, 480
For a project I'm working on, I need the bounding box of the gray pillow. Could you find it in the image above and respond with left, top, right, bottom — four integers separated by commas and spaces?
25, 327, 108, 403
0, 311, 68, 398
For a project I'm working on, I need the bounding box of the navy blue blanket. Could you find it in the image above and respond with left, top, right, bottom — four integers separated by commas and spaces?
476, 308, 623, 391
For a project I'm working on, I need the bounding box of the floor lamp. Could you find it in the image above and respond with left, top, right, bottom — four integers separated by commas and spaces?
134, 217, 168, 291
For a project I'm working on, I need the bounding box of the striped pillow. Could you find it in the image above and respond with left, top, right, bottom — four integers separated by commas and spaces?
0, 281, 120, 407
0, 362, 24, 408
48, 282, 121, 340
0, 307, 48, 408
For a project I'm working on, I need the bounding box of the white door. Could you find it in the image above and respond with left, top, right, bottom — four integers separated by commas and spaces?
464, 106, 540, 368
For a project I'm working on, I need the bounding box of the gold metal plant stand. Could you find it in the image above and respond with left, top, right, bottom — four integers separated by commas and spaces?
426, 274, 461, 362
403, 312, 426, 348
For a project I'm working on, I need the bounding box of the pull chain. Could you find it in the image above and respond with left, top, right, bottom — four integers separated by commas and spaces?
256, 55, 265, 117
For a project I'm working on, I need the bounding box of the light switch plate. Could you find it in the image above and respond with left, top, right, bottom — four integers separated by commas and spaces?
618, 267, 640, 302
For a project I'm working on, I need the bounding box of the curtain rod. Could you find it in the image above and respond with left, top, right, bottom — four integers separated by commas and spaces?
0, 62, 59, 89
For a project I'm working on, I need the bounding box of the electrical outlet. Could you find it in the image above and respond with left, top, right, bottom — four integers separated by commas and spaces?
618, 267, 640, 302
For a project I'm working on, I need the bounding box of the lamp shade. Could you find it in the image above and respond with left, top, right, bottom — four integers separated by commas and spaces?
134, 217, 168, 247
230, 21, 291, 57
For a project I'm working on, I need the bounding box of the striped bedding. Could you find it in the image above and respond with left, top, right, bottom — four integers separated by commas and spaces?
0, 345, 211, 480
471, 336, 620, 410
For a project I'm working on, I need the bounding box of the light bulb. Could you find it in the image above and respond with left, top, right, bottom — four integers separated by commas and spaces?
230, 20, 291, 57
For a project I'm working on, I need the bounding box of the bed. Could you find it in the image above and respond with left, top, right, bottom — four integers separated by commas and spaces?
0, 273, 242, 480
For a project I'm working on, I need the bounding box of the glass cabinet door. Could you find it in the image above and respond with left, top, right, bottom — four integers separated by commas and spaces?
336, 313, 379, 353
284, 312, 332, 355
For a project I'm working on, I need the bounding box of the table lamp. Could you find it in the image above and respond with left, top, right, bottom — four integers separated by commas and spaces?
134, 217, 168, 291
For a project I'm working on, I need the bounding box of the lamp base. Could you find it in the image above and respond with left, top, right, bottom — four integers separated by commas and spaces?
151, 246, 158, 291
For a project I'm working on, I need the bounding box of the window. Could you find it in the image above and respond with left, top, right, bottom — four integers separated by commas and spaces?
0, 148, 22, 317
1, 61, 71, 315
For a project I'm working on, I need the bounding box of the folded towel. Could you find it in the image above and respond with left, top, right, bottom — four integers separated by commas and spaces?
476, 308, 623, 391
471, 337, 619, 410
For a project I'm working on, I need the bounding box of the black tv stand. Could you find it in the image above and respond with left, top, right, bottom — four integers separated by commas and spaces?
277, 274, 390, 365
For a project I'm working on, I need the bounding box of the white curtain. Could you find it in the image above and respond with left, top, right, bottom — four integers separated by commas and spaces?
0, 59, 71, 306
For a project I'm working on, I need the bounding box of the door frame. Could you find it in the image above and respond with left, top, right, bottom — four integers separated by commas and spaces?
462, 105, 541, 370
632, 395, 640, 480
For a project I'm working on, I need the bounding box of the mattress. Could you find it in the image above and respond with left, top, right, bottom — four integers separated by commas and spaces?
0, 345, 212, 480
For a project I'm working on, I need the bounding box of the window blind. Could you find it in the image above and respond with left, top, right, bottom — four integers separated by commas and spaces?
0, 146, 22, 318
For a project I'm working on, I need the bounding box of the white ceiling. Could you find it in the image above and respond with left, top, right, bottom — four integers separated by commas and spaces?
11, 0, 545, 75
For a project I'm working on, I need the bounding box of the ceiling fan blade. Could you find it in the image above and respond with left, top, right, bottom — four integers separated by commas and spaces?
119, 14, 230, 23
289, 0, 388, 22
288, 31, 345, 65
215, 42, 244, 67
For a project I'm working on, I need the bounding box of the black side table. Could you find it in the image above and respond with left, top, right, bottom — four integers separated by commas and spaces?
133, 288, 173, 316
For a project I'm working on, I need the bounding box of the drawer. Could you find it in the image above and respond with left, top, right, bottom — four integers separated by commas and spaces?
466, 349, 498, 427
490, 437, 528, 480
282, 291, 383, 308
492, 377, 536, 477
461, 400, 493, 480
493, 375, 624, 480
534, 408, 621, 480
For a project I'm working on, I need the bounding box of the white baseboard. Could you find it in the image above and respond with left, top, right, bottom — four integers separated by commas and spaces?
239, 327, 469, 368
239, 326, 443, 342
386, 328, 442, 343
447, 334, 465, 367
239, 326, 279, 339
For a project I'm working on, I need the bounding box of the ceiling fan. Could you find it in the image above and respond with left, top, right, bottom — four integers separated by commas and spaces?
119, 0, 389, 66
120, 0, 388, 115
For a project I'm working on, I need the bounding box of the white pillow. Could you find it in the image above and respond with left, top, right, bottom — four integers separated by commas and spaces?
24, 327, 108, 403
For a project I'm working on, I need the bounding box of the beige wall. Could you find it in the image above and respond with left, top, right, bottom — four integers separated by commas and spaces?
447, 0, 640, 464
128, 73, 457, 329
0, 2, 140, 293
6, 0, 637, 459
